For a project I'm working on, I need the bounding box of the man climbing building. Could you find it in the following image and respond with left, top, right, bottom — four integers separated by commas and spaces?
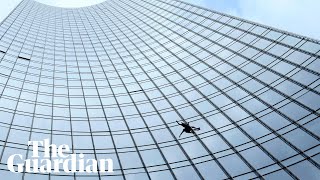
176, 121, 200, 137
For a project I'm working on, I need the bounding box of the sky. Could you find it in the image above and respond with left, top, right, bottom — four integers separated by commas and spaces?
0, 0, 319, 40
183, 0, 320, 40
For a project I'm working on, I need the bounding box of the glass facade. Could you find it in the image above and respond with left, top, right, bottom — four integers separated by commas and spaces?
0, 0, 319, 179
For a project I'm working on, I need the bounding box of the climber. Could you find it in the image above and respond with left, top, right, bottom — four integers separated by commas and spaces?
176, 121, 200, 137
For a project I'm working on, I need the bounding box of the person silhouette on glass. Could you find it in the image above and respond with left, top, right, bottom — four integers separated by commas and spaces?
176, 121, 200, 137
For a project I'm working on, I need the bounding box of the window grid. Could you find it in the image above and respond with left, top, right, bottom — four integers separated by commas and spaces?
0, 0, 319, 179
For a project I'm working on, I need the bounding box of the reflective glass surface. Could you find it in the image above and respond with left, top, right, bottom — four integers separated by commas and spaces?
0, 0, 319, 179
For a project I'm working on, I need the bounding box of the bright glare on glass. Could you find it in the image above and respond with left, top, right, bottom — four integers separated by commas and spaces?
35, 0, 106, 8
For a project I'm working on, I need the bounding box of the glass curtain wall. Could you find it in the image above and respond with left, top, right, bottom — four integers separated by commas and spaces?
0, 0, 319, 179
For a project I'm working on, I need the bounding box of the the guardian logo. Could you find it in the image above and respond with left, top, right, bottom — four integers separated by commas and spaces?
7, 139, 113, 173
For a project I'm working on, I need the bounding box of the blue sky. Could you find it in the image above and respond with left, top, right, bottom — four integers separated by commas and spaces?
0, 0, 320, 40
183, 0, 320, 40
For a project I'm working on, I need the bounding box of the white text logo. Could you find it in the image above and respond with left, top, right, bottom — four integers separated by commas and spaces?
7, 139, 113, 173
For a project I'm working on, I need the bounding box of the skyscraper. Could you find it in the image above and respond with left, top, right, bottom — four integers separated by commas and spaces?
0, 0, 319, 179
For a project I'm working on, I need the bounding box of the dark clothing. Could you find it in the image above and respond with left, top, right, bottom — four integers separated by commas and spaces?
177, 121, 200, 137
